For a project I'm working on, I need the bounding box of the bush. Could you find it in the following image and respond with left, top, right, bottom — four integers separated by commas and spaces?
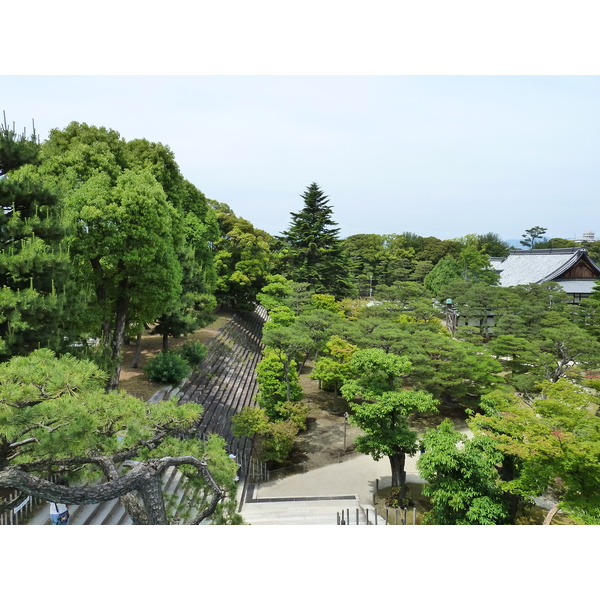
144, 351, 191, 384
260, 420, 299, 463
177, 340, 208, 366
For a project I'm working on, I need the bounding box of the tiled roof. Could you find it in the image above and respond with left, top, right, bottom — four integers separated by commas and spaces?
555, 279, 599, 294
491, 247, 600, 287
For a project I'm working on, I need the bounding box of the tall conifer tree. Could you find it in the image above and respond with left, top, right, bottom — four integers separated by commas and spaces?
280, 182, 349, 298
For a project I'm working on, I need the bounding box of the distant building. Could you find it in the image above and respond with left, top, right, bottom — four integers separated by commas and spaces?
574, 231, 596, 243
490, 247, 600, 303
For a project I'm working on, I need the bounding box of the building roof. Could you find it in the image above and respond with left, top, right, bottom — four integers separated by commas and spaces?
555, 279, 598, 294
490, 247, 600, 288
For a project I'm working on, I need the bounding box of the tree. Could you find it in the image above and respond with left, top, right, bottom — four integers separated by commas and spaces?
0, 349, 239, 525
344, 388, 438, 499
32, 123, 202, 388
260, 326, 312, 405
340, 348, 438, 498
210, 201, 275, 309
423, 255, 462, 296
471, 380, 600, 524
232, 403, 308, 463
150, 180, 220, 351
520, 226, 548, 249
279, 183, 350, 298
311, 335, 358, 394
67, 168, 183, 388
476, 232, 511, 257
417, 420, 509, 524
0, 118, 75, 359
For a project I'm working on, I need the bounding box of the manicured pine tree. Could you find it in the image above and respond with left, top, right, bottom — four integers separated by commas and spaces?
280, 183, 350, 298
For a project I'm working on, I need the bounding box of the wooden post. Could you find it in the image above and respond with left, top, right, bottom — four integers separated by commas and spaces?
343, 412, 348, 452
385, 509, 389, 524
356, 508, 359, 525
347, 509, 350, 525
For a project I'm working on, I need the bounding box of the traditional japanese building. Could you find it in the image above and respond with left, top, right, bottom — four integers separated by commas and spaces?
489, 247, 600, 303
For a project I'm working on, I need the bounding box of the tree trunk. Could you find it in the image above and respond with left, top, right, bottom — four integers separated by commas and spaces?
107, 293, 129, 391
131, 331, 143, 368
137, 474, 168, 525
498, 455, 521, 524
0, 456, 224, 525
162, 332, 169, 352
389, 453, 407, 499
284, 362, 291, 402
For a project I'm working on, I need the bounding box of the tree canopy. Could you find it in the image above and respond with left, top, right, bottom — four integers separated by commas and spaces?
279, 183, 350, 298
0, 349, 240, 524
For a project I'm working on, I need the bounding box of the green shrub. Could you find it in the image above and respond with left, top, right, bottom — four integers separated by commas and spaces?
144, 351, 191, 384
177, 340, 208, 366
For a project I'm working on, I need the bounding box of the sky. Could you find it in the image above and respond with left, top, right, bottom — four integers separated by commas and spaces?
3, 75, 598, 244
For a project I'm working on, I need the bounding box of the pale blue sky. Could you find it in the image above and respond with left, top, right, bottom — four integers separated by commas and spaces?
2, 75, 598, 242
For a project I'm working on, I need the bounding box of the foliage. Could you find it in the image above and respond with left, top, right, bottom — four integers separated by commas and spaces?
0, 349, 237, 525
341, 347, 412, 398
520, 226, 547, 249
256, 274, 294, 310
144, 350, 191, 384
417, 420, 509, 525
279, 182, 350, 298
177, 340, 208, 367
471, 380, 600, 524
0, 119, 74, 359
255, 349, 303, 417
261, 325, 312, 403
210, 201, 275, 309
423, 255, 462, 296
311, 335, 359, 394
232, 405, 302, 463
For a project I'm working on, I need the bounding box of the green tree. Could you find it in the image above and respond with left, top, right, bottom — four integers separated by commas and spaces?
417, 420, 509, 524
210, 201, 275, 309
150, 180, 220, 350
0, 349, 239, 525
476, 232, 511, 257
423, 255, 462, 296
340, 348, 438, 497
261, 326, 312, 404
344, 387, 438, 498
471, 380, 600, 524
0, 119, 74, 359
311, 335, 358, 394
232, 406, 303, 463
33, 123, 197, 388
279, 183, 350, 298
520, 226, 548, 249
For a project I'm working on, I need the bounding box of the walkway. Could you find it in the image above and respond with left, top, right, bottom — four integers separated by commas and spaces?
239, 451, 425, 525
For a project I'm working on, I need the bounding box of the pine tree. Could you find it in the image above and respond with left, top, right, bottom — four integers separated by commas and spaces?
0, 117, 74, 359
280, 183, 350, 298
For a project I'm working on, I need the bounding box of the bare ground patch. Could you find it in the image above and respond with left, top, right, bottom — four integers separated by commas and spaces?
118, 310, 234, 400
